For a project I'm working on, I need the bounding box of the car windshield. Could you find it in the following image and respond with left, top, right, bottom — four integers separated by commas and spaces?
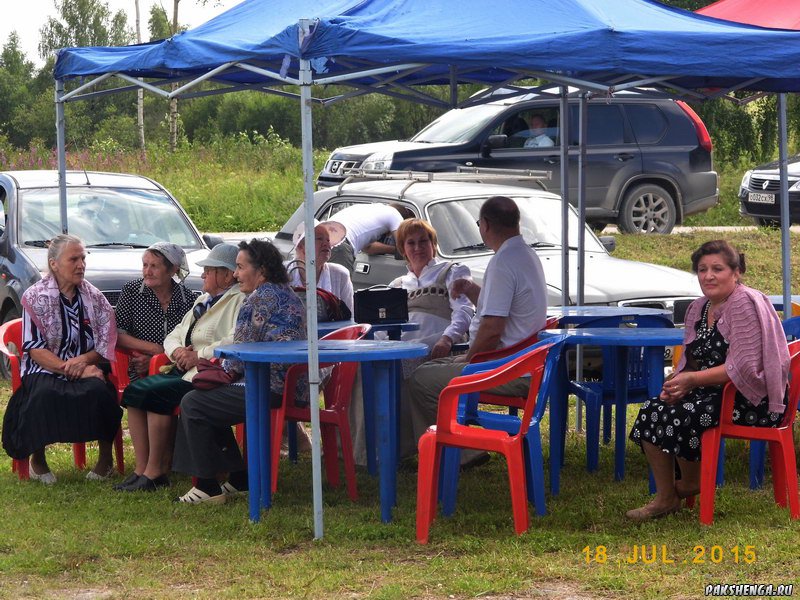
411, 104, 506, 143
18, 187, 203, 249
426, 195, 606, 256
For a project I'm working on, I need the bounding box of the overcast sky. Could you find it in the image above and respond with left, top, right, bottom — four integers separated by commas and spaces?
1, 0, 238, 67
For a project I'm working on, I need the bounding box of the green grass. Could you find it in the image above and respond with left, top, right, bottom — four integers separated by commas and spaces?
612, 228, 800, 296
1, 381, 798, 599
0, 141, 761, 234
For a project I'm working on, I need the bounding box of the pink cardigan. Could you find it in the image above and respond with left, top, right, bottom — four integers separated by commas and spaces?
678, 284, 788, 413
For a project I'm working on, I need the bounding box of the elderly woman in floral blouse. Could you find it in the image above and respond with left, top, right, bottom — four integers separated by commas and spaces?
172, 239, 306, 504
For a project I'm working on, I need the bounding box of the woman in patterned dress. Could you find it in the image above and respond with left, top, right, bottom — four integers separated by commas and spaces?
1, 235, 121, 484
172, 239, 306, 504
627, 240, 789, 521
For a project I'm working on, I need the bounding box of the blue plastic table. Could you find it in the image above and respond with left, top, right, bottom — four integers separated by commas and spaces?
547, 305, 673, 325
215, 339, 427, 523
360, 322, 420, 474
767, 295, 800, 313
539, 327, 685, 489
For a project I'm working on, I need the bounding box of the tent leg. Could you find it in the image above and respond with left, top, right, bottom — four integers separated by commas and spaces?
299, 48, 324, 540
56, 79, 68, 233
778, 93, 791, 318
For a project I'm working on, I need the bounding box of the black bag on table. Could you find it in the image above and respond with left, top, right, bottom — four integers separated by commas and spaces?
353, 285, 408, 324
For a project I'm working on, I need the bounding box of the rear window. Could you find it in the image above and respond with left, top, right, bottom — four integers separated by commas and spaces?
626, 104, 668, 144
569, 105, 626, 145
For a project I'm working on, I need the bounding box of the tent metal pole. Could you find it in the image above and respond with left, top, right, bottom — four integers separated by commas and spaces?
575, 93, 588, 432
55, 79, 67, 233
299, 48, 324, 540
778, 93, 791, 318
559, 86, 570, 306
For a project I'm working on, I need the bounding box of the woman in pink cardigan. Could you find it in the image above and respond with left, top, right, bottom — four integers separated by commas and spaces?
627, 240, 789, 522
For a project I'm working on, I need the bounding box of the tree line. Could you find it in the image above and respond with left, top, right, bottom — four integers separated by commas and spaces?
0, 0, 796, 167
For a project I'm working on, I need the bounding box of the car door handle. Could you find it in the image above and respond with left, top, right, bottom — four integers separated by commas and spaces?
614, 153, 635, 162
544, 156, 560, 165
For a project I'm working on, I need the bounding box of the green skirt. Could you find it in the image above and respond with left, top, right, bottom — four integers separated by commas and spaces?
121, 370, 193, 415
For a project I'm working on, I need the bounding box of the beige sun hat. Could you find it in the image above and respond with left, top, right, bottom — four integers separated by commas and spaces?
319, 220, 347, 247
196, 242, 239, 271
292, 219, 322, 251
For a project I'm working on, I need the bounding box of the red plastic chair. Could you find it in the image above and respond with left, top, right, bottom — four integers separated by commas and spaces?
416, 342, 551, 543
0, 318, 124, 478
690, 340, 800, 525
271, 324, 372, 498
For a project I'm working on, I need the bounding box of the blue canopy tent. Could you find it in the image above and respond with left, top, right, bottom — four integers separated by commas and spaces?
53, 0, 800, 537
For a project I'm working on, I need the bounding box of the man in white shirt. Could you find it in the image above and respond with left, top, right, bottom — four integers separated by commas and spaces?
322, 202, 414, 273
407, 195, 547, 467
523, 114, 555, 148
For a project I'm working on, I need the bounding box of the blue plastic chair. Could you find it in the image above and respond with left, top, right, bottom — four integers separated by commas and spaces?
438, 336, 566, 517
567, 314, 674, 474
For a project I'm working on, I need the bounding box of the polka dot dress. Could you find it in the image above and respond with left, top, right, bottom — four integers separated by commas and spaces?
629, 300, 784, 461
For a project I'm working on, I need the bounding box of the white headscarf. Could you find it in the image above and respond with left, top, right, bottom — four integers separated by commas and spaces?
146, 242, 189, 282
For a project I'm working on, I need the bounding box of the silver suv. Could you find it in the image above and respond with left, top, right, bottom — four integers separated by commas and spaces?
317, 88, 719, 234
275, 173, 700, 323
0, 170, 220, 331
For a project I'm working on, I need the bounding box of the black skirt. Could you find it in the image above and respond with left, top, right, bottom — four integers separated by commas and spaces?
2, 373, 122, 459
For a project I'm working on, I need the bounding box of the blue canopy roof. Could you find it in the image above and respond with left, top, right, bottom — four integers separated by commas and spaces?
54, 0, 800, 94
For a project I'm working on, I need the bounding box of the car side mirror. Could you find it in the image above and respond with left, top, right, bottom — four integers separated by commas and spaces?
599, 236, 616, 253
203, 233, 225, 248
482, 134, 507, 157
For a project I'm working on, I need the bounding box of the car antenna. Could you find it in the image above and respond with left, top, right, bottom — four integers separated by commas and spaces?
83, 169, 90, 185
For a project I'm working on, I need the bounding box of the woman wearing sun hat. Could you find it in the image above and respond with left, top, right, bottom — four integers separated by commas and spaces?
287, 219, 354, 313
115, 243, 245, 492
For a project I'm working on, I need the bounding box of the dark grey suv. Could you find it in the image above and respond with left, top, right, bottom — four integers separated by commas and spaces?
317, 89, 719, 234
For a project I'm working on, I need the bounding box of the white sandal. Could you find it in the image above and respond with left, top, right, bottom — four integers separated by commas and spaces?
85, 466, 115, 481
30, 470, 57, 485
177, 486, 226, 504
220, 481, 247, 497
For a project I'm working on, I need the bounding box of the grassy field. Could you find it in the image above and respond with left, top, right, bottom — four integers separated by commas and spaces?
0, 141, 757, 233
1, 385, 798, 600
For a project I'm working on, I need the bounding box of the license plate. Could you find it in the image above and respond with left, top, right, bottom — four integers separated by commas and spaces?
749, 192, 775, 204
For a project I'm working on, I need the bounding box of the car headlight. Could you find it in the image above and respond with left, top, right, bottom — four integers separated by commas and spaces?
361, 152, 394, 172
740, 170, 752, 192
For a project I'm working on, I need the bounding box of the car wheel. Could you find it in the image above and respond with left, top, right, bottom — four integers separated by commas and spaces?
0, 306, 21, 380
618, 184, 677, 234
754, 217, 781, 228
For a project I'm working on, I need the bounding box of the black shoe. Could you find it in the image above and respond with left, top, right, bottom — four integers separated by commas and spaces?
113, 473, 142, 491
123, 474, 170, 492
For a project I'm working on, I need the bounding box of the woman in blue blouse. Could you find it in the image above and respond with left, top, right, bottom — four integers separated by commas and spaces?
172, 239, 306, 504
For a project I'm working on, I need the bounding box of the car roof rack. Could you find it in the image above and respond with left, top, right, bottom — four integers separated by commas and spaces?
336, 167, 552, 197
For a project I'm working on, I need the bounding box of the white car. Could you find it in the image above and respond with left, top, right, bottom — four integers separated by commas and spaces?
274, 174, 700, 324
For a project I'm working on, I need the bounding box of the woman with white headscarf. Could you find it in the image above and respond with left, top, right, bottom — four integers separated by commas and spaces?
112, 242, 195, 492
115, 242, 195, 378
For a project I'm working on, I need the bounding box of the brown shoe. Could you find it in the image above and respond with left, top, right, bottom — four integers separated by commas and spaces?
625, 501, 682, 523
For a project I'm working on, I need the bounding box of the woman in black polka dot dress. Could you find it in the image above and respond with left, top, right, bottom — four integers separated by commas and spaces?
627, 240, 789, 522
